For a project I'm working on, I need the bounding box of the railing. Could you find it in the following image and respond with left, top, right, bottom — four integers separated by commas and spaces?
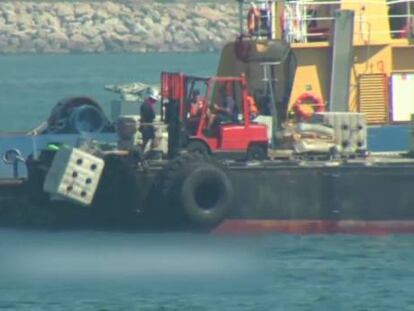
283, 0, 414, 43
239, 0, 414, 44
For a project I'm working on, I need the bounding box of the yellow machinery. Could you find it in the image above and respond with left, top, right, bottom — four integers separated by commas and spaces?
217, 0, 414, 126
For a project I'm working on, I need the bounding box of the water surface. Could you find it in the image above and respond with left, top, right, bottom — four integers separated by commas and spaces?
1, 230, 413, 310
0, 53, 218, 131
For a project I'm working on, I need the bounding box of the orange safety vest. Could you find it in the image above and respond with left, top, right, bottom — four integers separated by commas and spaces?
190, 99, 204, 117
400, 22, 412, 38
247, 7, 260, 34
247, 95, 258, 116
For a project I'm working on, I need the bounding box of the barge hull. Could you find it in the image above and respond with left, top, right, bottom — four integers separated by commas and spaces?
213, 220, 414, 235
3, 158, 414, 234
211, 162, 414, 234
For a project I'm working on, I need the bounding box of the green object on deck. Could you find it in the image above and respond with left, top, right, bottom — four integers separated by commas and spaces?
47, 143, 69, 151
47, 144, 60, 151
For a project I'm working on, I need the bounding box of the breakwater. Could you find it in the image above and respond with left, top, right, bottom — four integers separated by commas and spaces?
0, 1, 239, 53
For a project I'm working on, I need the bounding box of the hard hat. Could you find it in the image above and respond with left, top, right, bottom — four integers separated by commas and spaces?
145, 88, 160, 101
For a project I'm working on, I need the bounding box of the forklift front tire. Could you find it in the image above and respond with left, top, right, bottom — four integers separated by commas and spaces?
247, 144, 267, 161
186, 141, 210, 155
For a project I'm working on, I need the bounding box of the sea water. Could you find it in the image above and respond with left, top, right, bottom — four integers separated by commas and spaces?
0, 53, 218, 132
0, 54, 414, 310
1, 230, 414, 310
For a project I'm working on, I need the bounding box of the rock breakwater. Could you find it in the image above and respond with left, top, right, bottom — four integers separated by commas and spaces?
0, 1, 239, 53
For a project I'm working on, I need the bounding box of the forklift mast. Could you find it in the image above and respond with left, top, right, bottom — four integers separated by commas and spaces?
160, 72, 209, 157
161, 72, 184, 158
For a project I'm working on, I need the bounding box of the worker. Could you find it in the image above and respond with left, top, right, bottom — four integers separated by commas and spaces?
139, 88, 159, 151
189, 89, 203, 117
259, 2, 271, 38
400, 19, 413, 39
205, 86, 237, 135
246, 94, 258, 119
247, 2, 260, 36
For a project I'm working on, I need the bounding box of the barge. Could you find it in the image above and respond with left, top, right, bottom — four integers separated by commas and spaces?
4, 144, 414, 234
5, 72, 414, 234
1, 0, 414, 234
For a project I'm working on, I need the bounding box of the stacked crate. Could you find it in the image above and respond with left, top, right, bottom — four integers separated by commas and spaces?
311, 112, 367, 155
43, 147, 105, 206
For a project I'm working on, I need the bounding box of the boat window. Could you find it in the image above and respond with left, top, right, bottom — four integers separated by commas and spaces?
388, 2, 414, 39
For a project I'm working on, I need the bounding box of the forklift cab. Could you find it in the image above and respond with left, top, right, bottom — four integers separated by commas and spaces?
161, 72, 268, 160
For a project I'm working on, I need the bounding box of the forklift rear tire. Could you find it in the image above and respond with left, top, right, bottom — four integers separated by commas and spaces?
186, 141, 210, 155
247, 144, 267, 161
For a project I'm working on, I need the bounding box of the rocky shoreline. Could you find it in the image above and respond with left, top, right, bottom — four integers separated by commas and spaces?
0, 1, 239, 54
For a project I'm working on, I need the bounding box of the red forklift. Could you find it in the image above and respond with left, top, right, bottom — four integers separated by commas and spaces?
160, 72, 269, 160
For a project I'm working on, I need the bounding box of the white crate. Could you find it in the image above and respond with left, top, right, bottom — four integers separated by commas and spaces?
43, 147, 105, 206
312, 112, 367, 154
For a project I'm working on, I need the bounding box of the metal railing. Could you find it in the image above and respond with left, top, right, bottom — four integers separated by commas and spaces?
239, 0, 413, 43
282, 0, 414, 43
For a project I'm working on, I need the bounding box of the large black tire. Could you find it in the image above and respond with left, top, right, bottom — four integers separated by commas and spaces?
160, 153, 234, 228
